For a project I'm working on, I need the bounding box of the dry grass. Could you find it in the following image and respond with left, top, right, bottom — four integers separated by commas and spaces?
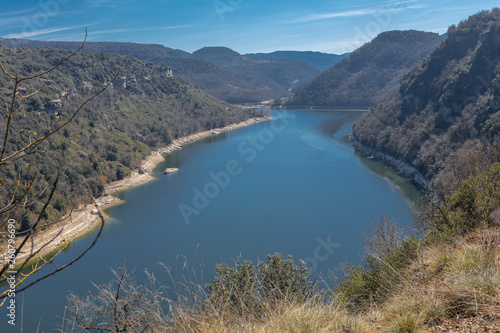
169, 299, 369, 333
372, 228, 500, 332
164, 229, 500, 333
378, 287, 446, 332
64, 229, 500, 332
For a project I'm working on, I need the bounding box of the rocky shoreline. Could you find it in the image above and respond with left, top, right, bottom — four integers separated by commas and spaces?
350, 134, 431, 190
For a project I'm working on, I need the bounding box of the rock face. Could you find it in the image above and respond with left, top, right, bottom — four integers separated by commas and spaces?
61, 89, 76, 100
43, 99, 63, 114
163, 67, 173, 77
49, 99, 62, 108
114, 76, 127, 89
78, 81, 94, 90
351, 134, 430, 189
3, 87, 27, 96
78, 150, 89, 158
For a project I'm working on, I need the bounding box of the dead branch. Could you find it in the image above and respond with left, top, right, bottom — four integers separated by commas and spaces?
0, 29, 119, 302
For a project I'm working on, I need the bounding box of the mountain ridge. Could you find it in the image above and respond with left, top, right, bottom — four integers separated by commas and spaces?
0, 39, 319, 103
352, 9, 500, 184
192, 46, 320, 93
287, 30, 444, 108
246, 50, 350, 71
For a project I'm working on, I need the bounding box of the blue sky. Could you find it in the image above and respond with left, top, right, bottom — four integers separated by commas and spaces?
0, 0, 498, 54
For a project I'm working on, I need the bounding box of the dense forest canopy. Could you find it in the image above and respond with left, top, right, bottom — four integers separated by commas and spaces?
353, 9, 500, 184
288, 30, 443, 108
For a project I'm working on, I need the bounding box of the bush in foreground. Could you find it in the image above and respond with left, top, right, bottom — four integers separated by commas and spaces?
64, 164, 500, 332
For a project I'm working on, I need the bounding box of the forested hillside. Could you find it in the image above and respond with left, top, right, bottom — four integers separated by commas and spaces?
353, 9, 500, 184
0, 43, 256, 232
246, 50, 350, 71
0, 39, 306, 103
288, 30, 443, 108
192, 47, 319, 93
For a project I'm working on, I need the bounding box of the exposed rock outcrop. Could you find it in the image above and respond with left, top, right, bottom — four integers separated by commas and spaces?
351, 134, 430, 189
78, 81, 94, 90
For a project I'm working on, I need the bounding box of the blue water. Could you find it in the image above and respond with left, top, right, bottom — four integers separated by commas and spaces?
1, 110, 416, 332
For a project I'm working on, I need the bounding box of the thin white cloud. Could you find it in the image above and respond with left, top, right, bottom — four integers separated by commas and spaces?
292, 0, 423, 23
0, 8, 82, 30
407, 4, 427, 9
391, 0, 419, 5
0, 8, 38, 28
0, 16, 28, 28
85, 0, 135, 8
0, 8, 37, 18
44, 33, 87, 41
2, 25, 86, 39
295, 9, 377, 23
90, 25, 196, 35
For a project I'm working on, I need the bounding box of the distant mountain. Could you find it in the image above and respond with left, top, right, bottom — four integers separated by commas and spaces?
352, 9, 500, 182
246, 51, 350, 71
287, 30, 444, 108
192, 47, 320, 93
0, 39, 287, 103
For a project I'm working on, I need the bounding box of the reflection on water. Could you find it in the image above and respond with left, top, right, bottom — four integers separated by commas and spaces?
356, 152, 424, 203
313, 110, 423, 204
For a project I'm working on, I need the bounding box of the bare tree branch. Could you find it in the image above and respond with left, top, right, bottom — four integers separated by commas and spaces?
0, 29, 119, 302
12, 204, 105, 297
66, 263, 169, 332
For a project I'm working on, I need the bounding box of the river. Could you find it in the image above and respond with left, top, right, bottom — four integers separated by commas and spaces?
1, 110, 419, 332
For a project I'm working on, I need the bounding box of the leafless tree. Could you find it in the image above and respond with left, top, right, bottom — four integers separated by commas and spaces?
364, 215, 407, 260
65, 263, 170, 332
0, 30, 120, 304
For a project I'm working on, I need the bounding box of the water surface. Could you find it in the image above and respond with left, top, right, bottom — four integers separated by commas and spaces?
1, 110, 418, 332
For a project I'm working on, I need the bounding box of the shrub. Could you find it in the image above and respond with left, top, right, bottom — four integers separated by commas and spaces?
116, 165, 131, 180
421, 162, 500, 240
335, 217, 421, 309
205, 253, 316, 318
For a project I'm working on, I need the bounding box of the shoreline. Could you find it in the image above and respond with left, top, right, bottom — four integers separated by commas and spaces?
2, 116, 272, 265
279, 106, 370, 112
350, 134, 431, 190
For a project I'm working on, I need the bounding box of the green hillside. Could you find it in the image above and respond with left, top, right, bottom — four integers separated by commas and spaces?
0, 39, 302, 103
288, 30, 443, 108
0, 39, 279, 103
193, 47, 320, 93
353, 9, 500, 186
